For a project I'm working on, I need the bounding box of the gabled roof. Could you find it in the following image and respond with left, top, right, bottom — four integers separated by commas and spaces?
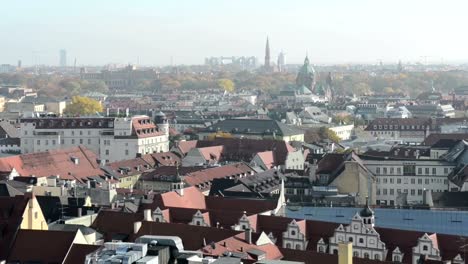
91, 210, 143, 241
0, 194, 29, 260
197, 145, 225, 163
256, 151, 275, 169
175, 140, 199, 156
0, 146, 103, 183
0, 121, 18, 138
183, 138, 295, 166
184, 163, 254, 190
64, 244, 101, 264
7, 229, 78, 263
202, 232, 283, 260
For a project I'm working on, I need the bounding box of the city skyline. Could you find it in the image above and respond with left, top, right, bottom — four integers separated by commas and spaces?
2, 0, 468, 66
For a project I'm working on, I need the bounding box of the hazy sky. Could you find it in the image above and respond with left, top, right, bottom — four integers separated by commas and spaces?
2, 0, 468, 66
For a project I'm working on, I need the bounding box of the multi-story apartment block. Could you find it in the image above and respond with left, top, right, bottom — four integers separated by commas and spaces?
20, 115, 169, 162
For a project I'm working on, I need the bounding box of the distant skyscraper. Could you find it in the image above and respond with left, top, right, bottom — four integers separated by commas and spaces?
277, 51, 285, 72
59, 49, 67, 67
17, 60, 22, 68
264, 37, 272, 72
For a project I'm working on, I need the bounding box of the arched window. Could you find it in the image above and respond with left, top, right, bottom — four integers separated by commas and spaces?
155, 217, 160, 222
196, 221, 201, 226
333, 249, 338, 255
359, 238, 364, 243
353, 251, 359, 257
364, 253, 369, 259
291, 230, 296, 236
295, 244, 301, 250
348, 237, 353, 242
423, 245, 428, 251
318, 246, 324, 253
286, 243, 291, 249
374, 254, 380, 260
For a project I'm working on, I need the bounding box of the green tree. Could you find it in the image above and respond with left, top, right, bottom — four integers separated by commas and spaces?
217, 78, 235, 93
64, 96, 103, 116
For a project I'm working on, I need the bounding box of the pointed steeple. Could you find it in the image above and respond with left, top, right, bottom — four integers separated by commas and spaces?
264, 36, 271, 70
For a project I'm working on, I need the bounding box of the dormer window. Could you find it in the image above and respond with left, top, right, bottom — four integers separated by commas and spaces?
291, 230, 296, 236
423, 245, 428, 251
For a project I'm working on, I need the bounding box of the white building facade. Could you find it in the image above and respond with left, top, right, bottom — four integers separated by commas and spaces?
20, 115, 169, 162
362, 159, 454, 205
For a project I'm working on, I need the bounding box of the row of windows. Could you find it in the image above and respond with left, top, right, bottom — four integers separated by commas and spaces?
375, 167, 451, 176
377, 188, 446, 196
377, 177, 448, 185
372, 124, 427, 130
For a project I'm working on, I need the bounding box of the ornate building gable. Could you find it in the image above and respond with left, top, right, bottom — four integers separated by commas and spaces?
317, 238, 328, 253
234, 211, 254, 232
452, 254, 464, 264
327, 213, 387, 261
282, 219, 307, 250
412, 233, 441, 263
392, 247, 404, 262
189, 210, 210, 227
152, 207, 166, 223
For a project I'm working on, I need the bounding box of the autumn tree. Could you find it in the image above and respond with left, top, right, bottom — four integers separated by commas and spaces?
319, 127, 341, 143
64, 96, 103, 116
217, 79, 235, 93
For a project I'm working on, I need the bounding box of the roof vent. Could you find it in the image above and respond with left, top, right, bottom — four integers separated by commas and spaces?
71, 157, 79, 165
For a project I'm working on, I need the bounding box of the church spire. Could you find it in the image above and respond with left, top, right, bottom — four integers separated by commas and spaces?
264, 36, 271, 71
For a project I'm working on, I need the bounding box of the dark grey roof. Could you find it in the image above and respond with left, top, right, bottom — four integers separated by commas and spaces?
205, 119, 303, 137
0, 181, 25, 197
0, 121, 18, 138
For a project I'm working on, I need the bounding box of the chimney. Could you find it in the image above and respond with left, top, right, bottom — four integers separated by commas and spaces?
245, 228, 252, 244
423, 189, 434, 207
77, 207, 82, 217
71, 157, 79, 165
144, 209, 152, 221
338, 242, 353, 264
133, 221, 142, 234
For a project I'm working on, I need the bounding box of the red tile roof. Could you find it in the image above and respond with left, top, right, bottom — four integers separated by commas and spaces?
176, 140, 198, 156
202, 232, 283, 260
180, 138, 295, 165
184, 163, 254, 191
256, 151, 275, 169
149, 186, 207, 210
131, 116, 165, 138
0, 146, 103, 183
147, 152, 181, 166
197, 145, 225, 163
106, 157, 152, 177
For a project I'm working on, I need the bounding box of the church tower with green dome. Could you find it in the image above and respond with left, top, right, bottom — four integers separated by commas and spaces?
295, 55, 316, 94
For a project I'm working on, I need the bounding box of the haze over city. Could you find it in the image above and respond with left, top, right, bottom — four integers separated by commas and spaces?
4, 1, 468, 263
2, 0, 468, 65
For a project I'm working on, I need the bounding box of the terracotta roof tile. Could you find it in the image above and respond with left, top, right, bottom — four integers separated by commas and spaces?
0, 146, 103, 183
